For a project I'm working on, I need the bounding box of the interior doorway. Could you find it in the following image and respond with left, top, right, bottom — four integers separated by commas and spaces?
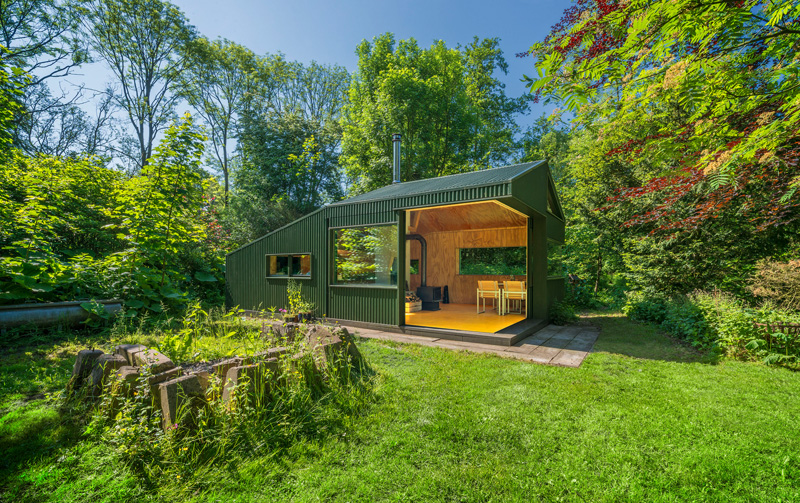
404, 200, 528, 333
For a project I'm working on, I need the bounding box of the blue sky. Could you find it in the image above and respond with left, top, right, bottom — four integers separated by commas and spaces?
75, 0, 569, 126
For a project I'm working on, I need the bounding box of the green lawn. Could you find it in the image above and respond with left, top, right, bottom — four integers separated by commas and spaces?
2, 313, 799, 502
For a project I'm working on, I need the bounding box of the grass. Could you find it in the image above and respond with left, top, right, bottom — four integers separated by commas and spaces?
2, 312, 800, 502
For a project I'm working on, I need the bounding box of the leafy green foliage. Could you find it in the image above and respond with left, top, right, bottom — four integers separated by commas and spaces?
0, 0, 87, 85
342, 33, 528, 193
334, 225, 398, 285
105, 113, 224, 312
81, 0, 197, 170
528, 0, 800, 198
518, 114, 571, 181
525, 0, 800, 304
0, 114, 226, 311
458, 247, 526, 276
231, 60, 348, 244
286, 279, 314, 315
622, 292, 669, 325
749, 259, 800, 311
177, 37, 259, 205
0, 152, 122, 303
548, 300, 577, 325
624, 290, 800, 367
0, 58, 24, 154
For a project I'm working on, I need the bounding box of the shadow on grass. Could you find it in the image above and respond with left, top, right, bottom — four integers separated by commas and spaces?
578, 311, 720, 364
0, 399, 86, 490
0, 324, 106, 359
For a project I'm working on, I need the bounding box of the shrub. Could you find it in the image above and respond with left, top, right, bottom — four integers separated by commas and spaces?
660, 295, 713, 349
564, 274, 626, 310
549, 300, 577, 325
622, 291, 669, 324
624, 290, 800, 368
565, 281, 595, 308
749, 259, 800, 311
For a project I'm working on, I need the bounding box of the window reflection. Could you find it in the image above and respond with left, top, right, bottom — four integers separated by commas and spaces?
268, 255, 289, 276
292, 254, 311, 277
335, 225, 397, 285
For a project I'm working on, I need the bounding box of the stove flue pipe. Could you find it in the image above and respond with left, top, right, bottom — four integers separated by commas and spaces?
405, 234, 427, 287
392, 133, 402, 184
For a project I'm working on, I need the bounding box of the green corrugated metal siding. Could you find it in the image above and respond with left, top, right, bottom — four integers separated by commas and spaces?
225, 209, 328, 314
329, 287, 398, 325
512, 162, 566, 244
226, 159, 564, 327
333, 161, 543, 205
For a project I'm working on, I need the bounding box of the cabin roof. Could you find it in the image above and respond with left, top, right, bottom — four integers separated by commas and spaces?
330, 161, 546, 206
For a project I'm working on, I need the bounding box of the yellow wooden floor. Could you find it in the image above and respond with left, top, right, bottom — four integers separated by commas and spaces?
404, 303, 525, 333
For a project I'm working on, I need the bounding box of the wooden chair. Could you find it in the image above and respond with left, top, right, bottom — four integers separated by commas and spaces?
477, 281, 502, 315
503, 281, 527, 315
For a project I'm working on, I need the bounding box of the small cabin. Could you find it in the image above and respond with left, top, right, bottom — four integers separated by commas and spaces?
225, 159, 566, 345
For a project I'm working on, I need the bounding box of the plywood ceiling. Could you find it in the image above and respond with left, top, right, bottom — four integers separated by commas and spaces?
407, 201, 527, 234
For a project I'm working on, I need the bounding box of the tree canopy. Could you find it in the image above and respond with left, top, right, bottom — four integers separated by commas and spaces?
524, 0, 800, 295
527, 0, 800, 216
342, 33, 528, 193
82, 0, 196, 170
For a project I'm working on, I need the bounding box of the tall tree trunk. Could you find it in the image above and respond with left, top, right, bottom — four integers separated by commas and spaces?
594, 252, 602, 294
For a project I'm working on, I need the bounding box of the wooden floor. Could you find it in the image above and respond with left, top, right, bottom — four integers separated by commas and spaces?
405, 303, 525, 333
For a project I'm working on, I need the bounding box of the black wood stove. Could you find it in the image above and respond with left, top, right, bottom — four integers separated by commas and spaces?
406, 233, 441, 310
417, 286, 442, 311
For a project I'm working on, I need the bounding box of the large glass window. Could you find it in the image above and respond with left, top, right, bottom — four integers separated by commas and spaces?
459, 247, 526, 275
334, 225, 398, 285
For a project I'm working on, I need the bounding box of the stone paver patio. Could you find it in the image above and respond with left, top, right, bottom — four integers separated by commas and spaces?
346, 324, 600, 368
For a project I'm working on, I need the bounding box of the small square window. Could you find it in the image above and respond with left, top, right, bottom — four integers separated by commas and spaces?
292, 254, 311, 277
410, 259, 420, 275
268, 255, 289, 276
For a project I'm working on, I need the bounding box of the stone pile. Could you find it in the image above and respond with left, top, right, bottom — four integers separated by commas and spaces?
68, 323, 363, 431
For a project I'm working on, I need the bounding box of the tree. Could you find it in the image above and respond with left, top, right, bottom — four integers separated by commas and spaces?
117, 112, 207, 277
0, 0, 87, 87
82, 0, 196, 170
177, 37, 259, 205
0, 58, 23, 155
277, 60, 349, 122
518, 114, 571, 180
233, 113, 343, 236
526, 0, 800, 214
521, 0, 800, 297
229, 59, 348, 243
0, 0, 99, 156
0, 150, 123, 303
342, 33, 528, 193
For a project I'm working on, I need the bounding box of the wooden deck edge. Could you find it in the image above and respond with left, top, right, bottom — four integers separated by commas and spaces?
246, 311, 550, 348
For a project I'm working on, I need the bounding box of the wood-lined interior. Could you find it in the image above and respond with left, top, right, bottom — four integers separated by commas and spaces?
407, 201, 527, 234
407, 201, 527, 306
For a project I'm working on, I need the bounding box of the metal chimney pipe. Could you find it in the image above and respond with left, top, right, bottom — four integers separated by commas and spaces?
405, 234, 427, 287
392, 133, 401, 184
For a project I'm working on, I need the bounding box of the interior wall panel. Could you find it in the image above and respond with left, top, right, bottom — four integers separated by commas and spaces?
408, 227, 527, 304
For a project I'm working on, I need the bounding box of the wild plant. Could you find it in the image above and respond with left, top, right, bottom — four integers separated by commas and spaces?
287, 279, 315, 314
78, 310, 376, 494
